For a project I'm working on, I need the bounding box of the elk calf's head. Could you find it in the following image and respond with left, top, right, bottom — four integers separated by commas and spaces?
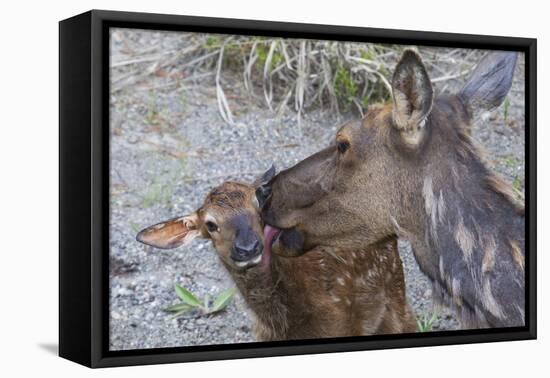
137, 182, 267, 270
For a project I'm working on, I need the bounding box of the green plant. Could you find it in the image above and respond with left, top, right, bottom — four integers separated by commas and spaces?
141, 180, 173, 208
115, 34, 478, 123
205, 36, 221, 48
512, 175, 523, 192
164, 284, 236, 319
255, 42, 283, 71
145, 95, 172, 131
145, 96, 161, 127
416, 312, 438, 332
129, 221, 141, 233
333, 64, 359, 111
197, 37, 394, 120
502, 154, 518, 168
360, 49, 376, 61
503, 97, 511, 122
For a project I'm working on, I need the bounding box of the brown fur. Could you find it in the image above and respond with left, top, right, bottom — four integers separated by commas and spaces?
138, 182, 417, 341
232, 240, 416, 340
261, 50, 525, 328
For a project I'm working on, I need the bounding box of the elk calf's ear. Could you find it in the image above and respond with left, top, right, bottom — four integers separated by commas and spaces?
254, 164, 277, 186
459, 51, 517, 112
254, 164, 277, 209
391, 49, 434, 147
136, 213, 202, 249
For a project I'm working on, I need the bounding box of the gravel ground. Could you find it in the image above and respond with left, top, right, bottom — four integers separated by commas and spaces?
109, 29, 525, 350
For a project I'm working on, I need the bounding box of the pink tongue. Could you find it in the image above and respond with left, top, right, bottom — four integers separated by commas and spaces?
262, 225, 281, 270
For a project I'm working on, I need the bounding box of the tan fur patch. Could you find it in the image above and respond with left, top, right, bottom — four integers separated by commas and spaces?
423, 177, 436, 222
455, 129, 480, 161
437, 190, 446, 223
482, 236, 497, 273
390, 216, 405, 236
486, 174, 525, 214
423, 176, 446, 239
454, 216, 475, 262
451, 278, 463, 306
508, 240, 525, 272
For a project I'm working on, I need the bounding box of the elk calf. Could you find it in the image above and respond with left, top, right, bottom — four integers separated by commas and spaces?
137, 180, 416, 341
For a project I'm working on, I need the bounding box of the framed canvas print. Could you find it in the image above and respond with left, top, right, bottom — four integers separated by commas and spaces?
59, 10, 536, 368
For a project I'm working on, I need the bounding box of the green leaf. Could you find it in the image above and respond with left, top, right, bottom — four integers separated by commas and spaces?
210, 288, 236, 313
164, 303, 193, 313
203, 294, 211, 311
429, 312, 438, 325
129, 221, 141, 233
416, 312, 438, 332
175, 284, 201, 307
169, 307, 194, 320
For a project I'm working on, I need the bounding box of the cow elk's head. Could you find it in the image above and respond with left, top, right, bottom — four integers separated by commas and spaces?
257, 49, 517, 255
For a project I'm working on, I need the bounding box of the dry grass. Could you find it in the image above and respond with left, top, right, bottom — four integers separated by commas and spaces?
205, 37, 401, 123
110, 30, 480, 124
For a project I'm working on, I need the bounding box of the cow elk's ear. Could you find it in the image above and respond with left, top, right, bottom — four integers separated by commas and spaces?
136, 213, 202, 249
391, 49, 434, 147
459, 51, 517, 113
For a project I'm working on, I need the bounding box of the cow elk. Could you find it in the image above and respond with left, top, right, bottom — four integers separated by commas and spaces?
258, 49, 525, 328
137, 177, 417, 341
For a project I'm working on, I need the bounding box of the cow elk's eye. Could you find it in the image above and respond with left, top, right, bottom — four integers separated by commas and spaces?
337, 140, 350, 154
205, 221, 218, 233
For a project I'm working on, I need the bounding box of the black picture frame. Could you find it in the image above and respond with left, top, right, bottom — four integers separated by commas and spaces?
59, 9, 537, 368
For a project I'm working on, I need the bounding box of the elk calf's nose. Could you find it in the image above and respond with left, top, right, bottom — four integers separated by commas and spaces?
233, 239, 260, 261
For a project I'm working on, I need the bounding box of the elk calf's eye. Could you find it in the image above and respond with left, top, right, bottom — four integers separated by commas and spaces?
206, 221, 218, 232
337, 141, 350, 153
